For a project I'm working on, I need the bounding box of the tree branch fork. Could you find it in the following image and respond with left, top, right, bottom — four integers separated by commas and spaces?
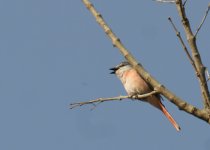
73, 0, 210, 126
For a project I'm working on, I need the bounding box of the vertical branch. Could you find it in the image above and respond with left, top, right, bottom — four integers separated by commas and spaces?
175, 0, 210, 109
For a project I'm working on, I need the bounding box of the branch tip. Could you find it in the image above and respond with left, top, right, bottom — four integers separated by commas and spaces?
195, 4, 210, 37
154, 0, 176, 3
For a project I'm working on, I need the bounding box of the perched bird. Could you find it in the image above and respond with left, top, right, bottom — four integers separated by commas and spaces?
110, 61, 181, 131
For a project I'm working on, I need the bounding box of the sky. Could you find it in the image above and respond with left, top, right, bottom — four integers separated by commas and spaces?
0, 0, 210, 150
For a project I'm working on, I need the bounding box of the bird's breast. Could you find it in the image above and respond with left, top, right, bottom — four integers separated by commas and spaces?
122, 69, 151, 95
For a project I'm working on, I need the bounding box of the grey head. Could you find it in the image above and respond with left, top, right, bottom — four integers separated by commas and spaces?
110, 61, 132, 76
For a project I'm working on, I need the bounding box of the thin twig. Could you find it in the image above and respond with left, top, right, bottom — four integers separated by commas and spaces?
195, 4, 210, 37
183, 0, 188, 6
70, 91, 158, 109
168, 17, 198, 74
154, 0, 175, 3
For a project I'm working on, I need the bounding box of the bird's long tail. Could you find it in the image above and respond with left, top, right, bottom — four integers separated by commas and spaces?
159, 102, 181, 131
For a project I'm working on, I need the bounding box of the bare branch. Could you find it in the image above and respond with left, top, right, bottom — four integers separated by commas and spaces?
175, 0, 210, 109
195, 3, 210, 37
70, 91, 158, 109
81, 0, 210, 124
154, 0, 175, 3
168, 17, 197, 73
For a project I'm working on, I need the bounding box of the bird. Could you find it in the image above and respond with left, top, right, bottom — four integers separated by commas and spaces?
110, 61, 181, 131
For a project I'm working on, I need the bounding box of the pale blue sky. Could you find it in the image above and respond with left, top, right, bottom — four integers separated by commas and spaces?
0, 0, 210, 150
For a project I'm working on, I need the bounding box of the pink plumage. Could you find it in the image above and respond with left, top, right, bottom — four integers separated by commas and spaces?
110, 62, 181, 131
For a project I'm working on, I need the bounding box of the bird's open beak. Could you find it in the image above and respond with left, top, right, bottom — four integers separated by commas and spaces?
109, 67, 117, 74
